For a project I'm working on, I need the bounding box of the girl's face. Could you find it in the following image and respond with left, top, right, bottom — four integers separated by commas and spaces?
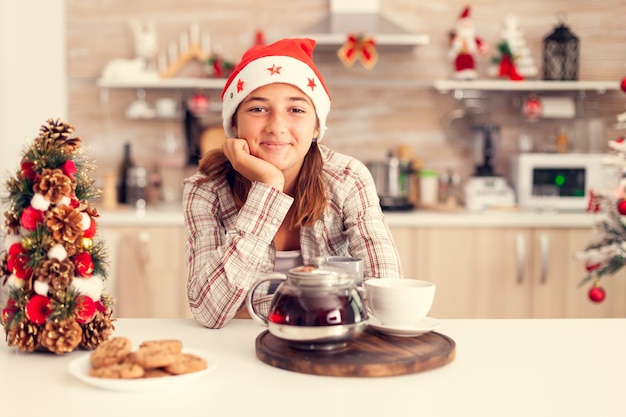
233, 83, 319, 180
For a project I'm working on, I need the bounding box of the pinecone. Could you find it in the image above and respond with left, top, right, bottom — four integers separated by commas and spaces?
34, 258, 75, 297
4, 209, 20, 235
45, 205, 83, 244
38, 119, 81, 154
39, 318, 82, 355
80, 311, 115, 350
6, 320, 42, 352
34, 168, 76, 205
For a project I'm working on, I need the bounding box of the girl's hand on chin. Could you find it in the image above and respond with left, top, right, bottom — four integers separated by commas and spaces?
223, 138, 285, 191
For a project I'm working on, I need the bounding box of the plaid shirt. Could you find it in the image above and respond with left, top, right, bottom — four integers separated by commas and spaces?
183, 145, 402, 328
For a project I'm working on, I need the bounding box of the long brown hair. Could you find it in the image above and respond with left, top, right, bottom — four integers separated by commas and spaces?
196, 143, 327, 227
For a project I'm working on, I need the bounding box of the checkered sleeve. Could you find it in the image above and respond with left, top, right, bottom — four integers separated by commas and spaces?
183, 177, 292, 328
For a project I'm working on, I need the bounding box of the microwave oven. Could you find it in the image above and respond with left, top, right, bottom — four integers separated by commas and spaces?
510, 153, 615, 212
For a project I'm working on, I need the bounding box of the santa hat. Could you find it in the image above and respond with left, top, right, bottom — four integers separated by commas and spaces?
459, 6, 470, 19
221, 38, 332, 141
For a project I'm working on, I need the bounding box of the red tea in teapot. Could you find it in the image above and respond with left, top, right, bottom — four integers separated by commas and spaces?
267, 291, 366, 326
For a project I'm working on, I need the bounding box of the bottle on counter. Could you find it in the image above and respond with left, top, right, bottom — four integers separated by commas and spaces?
126, 166, 148, 209
117, 142, 135, 204
397, 144, 421, 207
556, 127, 569, 153
419, 169, 439, 207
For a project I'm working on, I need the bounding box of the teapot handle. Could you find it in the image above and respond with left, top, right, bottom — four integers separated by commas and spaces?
246, 272, 286, 326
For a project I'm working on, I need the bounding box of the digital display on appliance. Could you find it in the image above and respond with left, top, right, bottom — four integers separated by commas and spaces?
532, 168, 585, 197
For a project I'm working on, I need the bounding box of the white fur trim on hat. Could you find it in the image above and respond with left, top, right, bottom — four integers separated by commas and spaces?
221, 56, 331, 141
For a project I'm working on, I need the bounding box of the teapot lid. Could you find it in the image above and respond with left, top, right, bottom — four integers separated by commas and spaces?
287, 265, 353, 286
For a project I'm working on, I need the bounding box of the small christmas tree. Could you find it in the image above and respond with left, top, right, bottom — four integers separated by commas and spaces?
577, 101, 626, 303
488, 15, 538, 80
1, 119, 115, 354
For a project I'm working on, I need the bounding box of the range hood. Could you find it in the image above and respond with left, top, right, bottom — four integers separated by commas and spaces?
301, 0, 429, 50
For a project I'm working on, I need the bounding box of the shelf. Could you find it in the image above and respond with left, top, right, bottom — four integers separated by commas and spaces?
97, 77, 227, 90
433, 79, 619, 94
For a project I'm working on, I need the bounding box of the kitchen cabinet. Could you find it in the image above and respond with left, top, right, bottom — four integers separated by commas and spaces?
389, 225, 626, 319
98, 225, 192, 319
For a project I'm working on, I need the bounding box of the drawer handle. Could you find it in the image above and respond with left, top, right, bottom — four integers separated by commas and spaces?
515, 233, 525, 284
539, 233, 549, 284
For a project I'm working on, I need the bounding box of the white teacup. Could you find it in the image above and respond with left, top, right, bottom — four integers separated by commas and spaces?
364, 278, 436, 327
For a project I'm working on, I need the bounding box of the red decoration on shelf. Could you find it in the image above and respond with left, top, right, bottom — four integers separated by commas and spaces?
497, 50, 523, 81
187, 93, 210, 115
620, 77, 626, 93
337, 33, 379, 70
254, 30, 266, 46
588, 285, 606, 303
523, 94, 542, 120
617, 198, 626, 215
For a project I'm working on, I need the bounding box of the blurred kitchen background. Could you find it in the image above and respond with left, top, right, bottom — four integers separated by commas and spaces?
5, 0, 626, 319
2, 0, 626, 208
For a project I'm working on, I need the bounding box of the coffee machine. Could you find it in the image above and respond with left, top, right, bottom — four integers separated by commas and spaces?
464, 124, 515, 211
473, 124, 499, 177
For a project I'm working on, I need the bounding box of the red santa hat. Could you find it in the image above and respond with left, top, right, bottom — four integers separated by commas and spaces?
221, 38, 332, 141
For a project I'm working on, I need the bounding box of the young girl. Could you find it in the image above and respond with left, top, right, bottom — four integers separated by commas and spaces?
183, 38, 402, 328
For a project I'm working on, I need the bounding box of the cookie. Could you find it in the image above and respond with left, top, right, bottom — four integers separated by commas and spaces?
139, 339, 183, 355
164, 353, 208, 375
134, 345, 176, 369
89, 362, 144, 379
143, 368, 172, 378
90, 337, 133, 369
120, 351, 138, 365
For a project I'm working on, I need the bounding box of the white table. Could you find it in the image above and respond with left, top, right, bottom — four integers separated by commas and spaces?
1, 318, 624, 417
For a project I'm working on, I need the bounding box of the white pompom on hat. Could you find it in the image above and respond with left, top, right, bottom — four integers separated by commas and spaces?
221, 38, 331, 141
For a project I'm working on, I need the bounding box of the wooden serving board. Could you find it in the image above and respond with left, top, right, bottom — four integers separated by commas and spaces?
255, 327, 455, 377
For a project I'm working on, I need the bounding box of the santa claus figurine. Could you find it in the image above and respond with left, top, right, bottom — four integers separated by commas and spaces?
448, 6, 488, 80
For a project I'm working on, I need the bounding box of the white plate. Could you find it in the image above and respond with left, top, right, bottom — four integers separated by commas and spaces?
367, 316, 441, 337
68, 348, 217, 392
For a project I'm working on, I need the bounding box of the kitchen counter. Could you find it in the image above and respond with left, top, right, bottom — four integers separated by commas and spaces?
96, 205, 602, 228
1, 318, 624, 417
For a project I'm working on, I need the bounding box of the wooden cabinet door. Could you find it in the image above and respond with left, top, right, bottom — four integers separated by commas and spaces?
98, 226, 190, 318
414, 227, 532, 319
531, 228, 626, 318
388, 227, 417, 278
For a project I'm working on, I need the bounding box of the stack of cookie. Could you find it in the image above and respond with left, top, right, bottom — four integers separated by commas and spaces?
89, 337, 208, 379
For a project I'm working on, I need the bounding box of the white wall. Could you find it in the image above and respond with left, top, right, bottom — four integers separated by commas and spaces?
0, 0, 67, 184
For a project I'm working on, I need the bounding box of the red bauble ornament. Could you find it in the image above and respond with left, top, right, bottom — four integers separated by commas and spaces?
187, 93, 209, 115
621, 77, 626, 93
523, 95, 542, 120
588, 285, 606, 303
25, 295, 52, 324
75, 295, 97, 324
617, 199, 626, 215
584, 261, 600, 272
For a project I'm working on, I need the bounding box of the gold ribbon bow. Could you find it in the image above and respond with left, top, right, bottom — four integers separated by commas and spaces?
337, 33, 379, 70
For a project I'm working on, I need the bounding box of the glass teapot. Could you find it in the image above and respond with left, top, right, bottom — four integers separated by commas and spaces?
246, 264, 368, 349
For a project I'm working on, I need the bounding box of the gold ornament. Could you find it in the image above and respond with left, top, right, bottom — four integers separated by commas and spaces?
80, 237, 93, 251
21, 237, 35, 251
